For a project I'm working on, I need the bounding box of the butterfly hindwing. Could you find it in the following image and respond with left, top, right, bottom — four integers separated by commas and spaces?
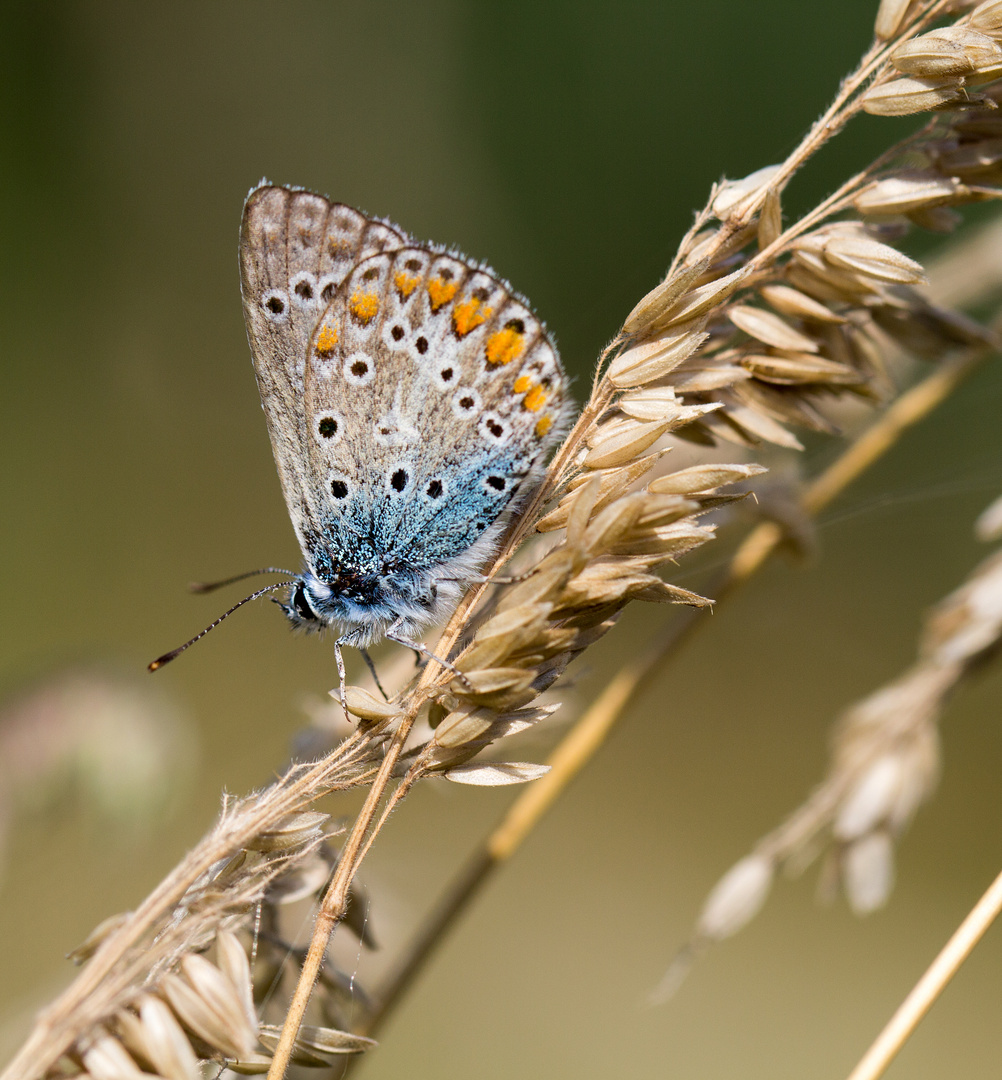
302, 245, 566, 579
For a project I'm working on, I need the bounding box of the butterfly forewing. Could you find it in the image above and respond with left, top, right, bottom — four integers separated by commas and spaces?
239, 185, 409, 549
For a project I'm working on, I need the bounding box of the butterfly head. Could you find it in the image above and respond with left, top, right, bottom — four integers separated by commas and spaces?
280, 574, 333, 630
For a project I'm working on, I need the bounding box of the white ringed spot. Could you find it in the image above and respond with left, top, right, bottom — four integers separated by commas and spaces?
451, 387, 481, 419
261, 289, 289, 323
343, 352, 376, 386
290, 271, 319, 308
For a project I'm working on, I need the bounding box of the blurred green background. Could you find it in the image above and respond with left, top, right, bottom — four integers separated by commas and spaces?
2, 1, 1002, 1076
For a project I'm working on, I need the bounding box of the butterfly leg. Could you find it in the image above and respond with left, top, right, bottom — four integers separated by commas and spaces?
440, 568, 539, 586
333, 636, 349, 710
384, 619, 471, 689
359, 648, 389, 700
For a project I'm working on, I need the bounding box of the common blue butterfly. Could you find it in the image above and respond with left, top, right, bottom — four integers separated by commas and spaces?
223, 183, 568, 693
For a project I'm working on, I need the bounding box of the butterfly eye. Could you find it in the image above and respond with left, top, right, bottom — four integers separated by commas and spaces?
292, 583, 319, 622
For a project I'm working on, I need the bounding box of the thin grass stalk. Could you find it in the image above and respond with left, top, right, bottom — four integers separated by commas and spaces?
845, 866, 1002, 1080
352, 336, 996, 1046
262, 712, 418, 1076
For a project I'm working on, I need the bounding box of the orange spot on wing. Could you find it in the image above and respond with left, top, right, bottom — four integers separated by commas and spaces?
314, 324, 339, 358
523, 385, 548, 412
485, 327, 524, 366
349, 291, 380, 324
453, 298, 491, 337
535, 414, 553, 438
427, 277, 459, 312
513, 375, 532, 393
394, 271, 420, 299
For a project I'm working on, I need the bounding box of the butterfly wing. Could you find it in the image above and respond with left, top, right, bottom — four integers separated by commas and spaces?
238, 184, 409, 552
301, 245, 567, 585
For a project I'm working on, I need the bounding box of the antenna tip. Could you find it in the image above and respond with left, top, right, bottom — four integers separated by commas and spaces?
147, 654, 172, 672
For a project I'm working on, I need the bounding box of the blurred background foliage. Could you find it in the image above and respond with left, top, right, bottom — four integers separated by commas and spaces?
1, 1, 1001, 1076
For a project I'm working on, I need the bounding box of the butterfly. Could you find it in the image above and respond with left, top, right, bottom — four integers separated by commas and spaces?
151, 184, 566, 694
223, 182, 567, 694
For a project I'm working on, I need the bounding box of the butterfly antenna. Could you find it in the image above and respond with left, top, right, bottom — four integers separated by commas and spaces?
188, 567, 297, 594
148, 581, 296, 671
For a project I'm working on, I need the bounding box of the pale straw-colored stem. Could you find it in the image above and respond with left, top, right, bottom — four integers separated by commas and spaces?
845, 866, 1002, 1080
358, 341, 993, 1046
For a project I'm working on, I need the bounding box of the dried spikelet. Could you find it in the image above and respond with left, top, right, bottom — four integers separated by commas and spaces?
863, 76, 975, 115
646, 267, 749, 335
891, 27, 1002, 77
823, 234, 928, 284
697, 855, 774, 940
583, 417, 676, 469
711, 165, 783, 218
341, 686, 402, 721
647, 463, 767, 494
853, 173, 967, 215
443, 761, 551, 786
875, 0, 914, 40
258, 1023, 377, 1060
739, 352, 863, 385
971, 0, 1002, 36
249, 811, 330, 853
168, 953, 259, 1058
727, 305, 821, 352
66, 912, 133, 966
114, 995, 199, 1080
79, 1028, 147, 1080
606, 324, 709, 388
621, 258, 710, 337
